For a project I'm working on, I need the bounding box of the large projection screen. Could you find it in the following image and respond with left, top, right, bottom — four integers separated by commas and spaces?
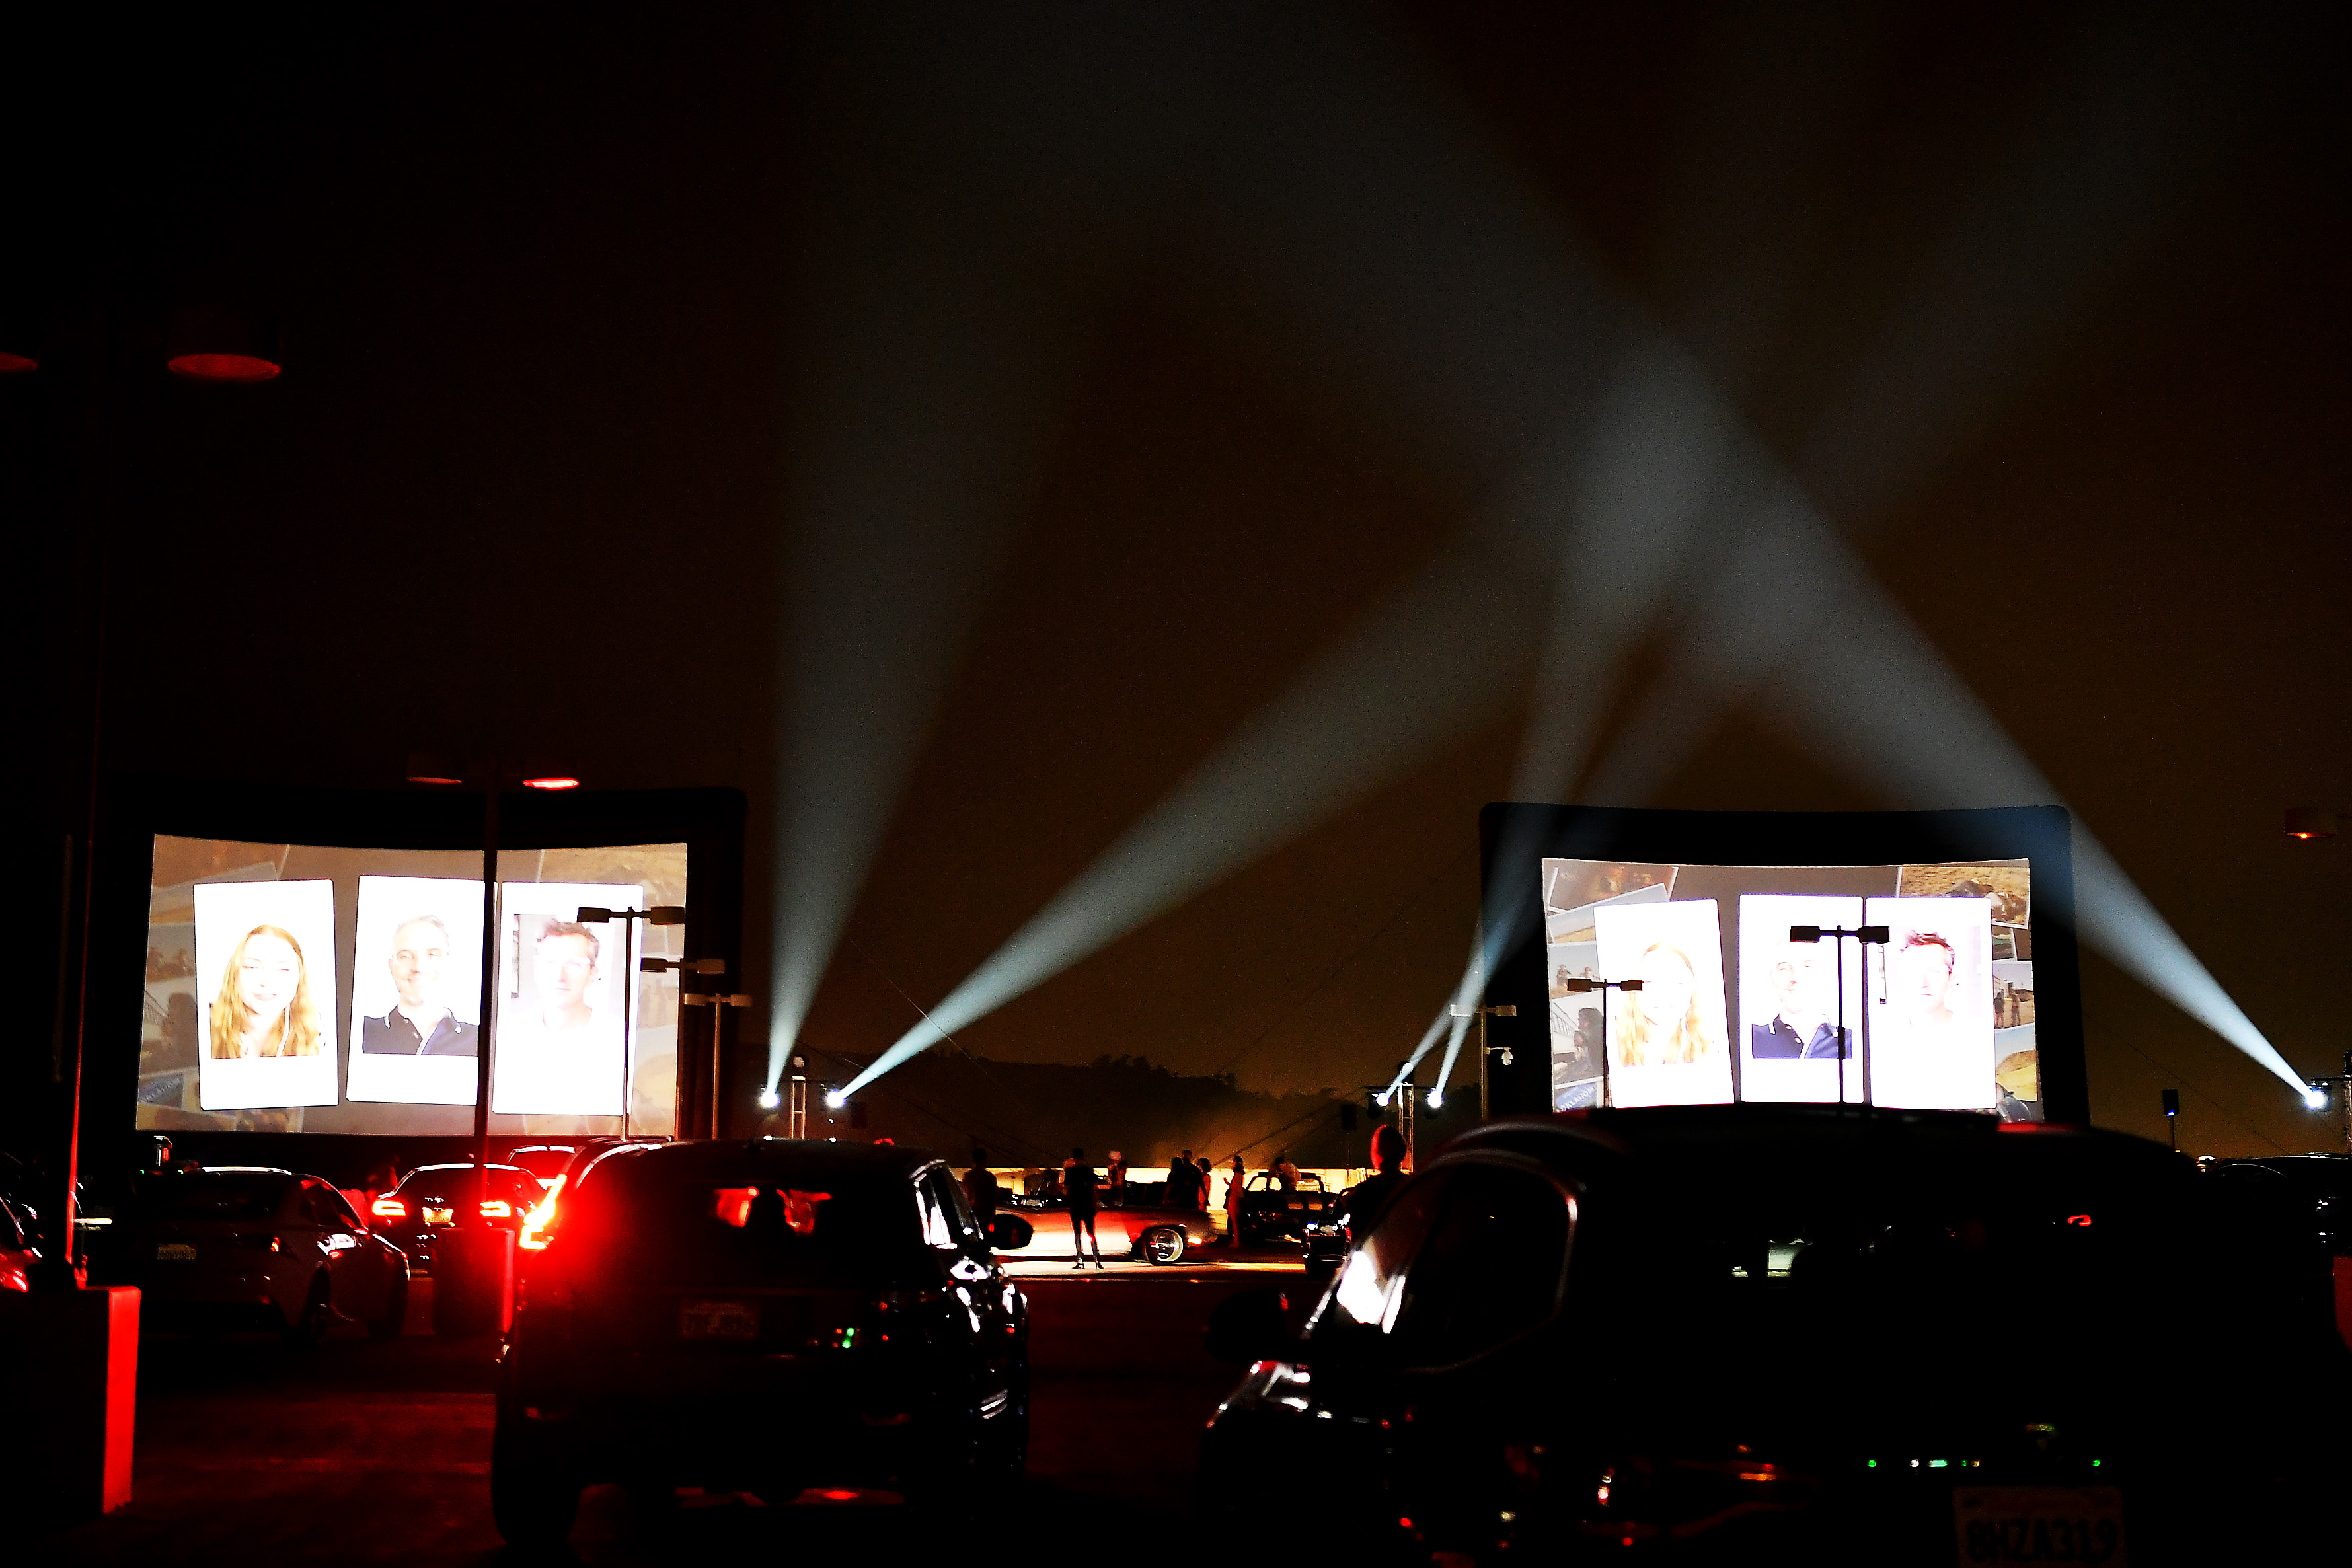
101, 780, 744, 1147
1480, 805, 2084, 1124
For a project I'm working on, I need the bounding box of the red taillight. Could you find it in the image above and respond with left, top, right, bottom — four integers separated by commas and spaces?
480, 1200, 513, 1219
519, 1176, 564, 1251
371, 1198, 408, 1219
714, 1187, 759, 1228
167, 352, 280, 382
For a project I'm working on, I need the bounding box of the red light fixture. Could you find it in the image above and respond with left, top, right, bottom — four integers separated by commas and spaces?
167, 352, 280, 383
2285, 807, 2339, 840
522, 776, 581, 791
0, 351, 35, 376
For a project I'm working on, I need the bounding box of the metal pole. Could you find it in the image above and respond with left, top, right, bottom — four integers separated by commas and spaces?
474, 765, 499, 1211
1599, 985, 1611, 1109
708, 1001, 724, 1140
1835, 929, 1846, 1108
619, 915, 634, 1140
1477, 1006, 1490, 1121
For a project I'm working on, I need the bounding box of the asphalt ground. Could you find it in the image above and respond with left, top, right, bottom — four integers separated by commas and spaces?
29, 1250, 1310, 1566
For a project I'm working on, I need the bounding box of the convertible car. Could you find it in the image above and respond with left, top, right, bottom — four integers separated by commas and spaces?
1002, 1188, 1221, 1263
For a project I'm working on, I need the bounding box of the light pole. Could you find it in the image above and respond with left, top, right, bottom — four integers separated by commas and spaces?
1447, 1002, 1521, 1119
1788, 922, 1889, 1106
575, 905, 685, 1137
681, 990, 752, 1139
2282, 810, 2352, 1145
1557, 977, 1642, 1108
642, 953, 726, 1139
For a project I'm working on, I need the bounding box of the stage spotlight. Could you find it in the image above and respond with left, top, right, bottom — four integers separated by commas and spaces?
1374, 1090, 1393, 1108
1427, 1088, 1444, 1110
2304, 1086, 2330, 1112
824, 1089, 847, 1110
757, 1086, 782, 1111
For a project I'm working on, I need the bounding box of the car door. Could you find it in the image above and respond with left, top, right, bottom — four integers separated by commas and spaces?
299, 1179, 387, 1321
1305, 1156, 1579, 1551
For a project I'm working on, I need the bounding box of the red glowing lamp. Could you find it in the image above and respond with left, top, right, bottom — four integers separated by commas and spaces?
167, 352, 281, 383
0, 351, 36, 376
522, 776, 581, 791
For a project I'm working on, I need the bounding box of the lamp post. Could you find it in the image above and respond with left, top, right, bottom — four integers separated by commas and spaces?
1787, 923, 1889, 1106
575, 905, 685, 1137
1557, 977, 1642, 1108
404, 754, 582, 1207
681, 990, 752, 1139
2281, 811, 2352, 1144
1447, 1002, 1521, 1119
642, 953, 725, 1139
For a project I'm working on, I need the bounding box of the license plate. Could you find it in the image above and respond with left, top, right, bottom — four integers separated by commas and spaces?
424, 1207, 453, 1226
155, 1242, 197, 1262
1954, 1486, 2126, 1566
679, 1299, 760, 1341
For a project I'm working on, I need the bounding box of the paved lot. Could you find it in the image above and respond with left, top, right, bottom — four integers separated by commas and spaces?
31, 1256, 1303, 1565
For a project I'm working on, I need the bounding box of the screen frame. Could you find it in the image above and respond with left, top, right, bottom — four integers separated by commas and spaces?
1477, 803, 2084, 1123
93, 776, 745, 1174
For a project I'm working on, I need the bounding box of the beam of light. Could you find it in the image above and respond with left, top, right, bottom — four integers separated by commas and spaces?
763, 26, 1082, 1090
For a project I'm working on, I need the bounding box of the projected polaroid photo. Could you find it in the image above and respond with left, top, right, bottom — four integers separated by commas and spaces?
1865, 897, 1995, 1110
1895, 861, 2029, 928
192, 880, 340, 1112
1737, 895, 1866, 1104
490, 882, 642, 1118
1544, 859, 1672, 946
346, 877, 486, 1107
1546, 941, 1603, 1110
1594, 899, 1733, 1107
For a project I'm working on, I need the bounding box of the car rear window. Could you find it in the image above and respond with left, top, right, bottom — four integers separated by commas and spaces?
131, 1176, 286, 1219
397, 1167, 539, 1203
562, 1162, 923, 1284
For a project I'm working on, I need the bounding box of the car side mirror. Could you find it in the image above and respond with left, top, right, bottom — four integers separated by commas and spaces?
987, 1213, 1034, 1250
1203, 1285, 1299, 1364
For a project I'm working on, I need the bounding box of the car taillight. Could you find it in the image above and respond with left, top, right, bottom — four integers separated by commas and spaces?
235, 1232, 282, 1253
480, 1199, 513, 1219
371, 1198, 408, 1219
518, 1175, 564, 1251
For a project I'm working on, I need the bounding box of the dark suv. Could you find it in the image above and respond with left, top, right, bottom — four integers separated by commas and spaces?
1203, 1106, 2351, 1565
492, 1139, 1032, 1544
369, 1162, 544, 1274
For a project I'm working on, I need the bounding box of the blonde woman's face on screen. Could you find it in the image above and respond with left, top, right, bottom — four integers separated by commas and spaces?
1636, 946, 1694, 1029
236, 932, 300, 1018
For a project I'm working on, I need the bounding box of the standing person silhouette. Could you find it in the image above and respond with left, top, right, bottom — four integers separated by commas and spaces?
1225, 1154, 1246, 1246
1063, 1148, 1104, 1270
1338, 1125, 1408, 1242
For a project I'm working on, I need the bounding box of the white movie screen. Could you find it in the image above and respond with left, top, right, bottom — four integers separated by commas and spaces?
1542, 856, 2037, 1120
141, 836, 689, 1137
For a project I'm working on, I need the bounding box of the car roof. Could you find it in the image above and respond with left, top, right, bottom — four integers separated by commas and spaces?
408, 1162, 533, 1174
1445, 1104, 2180, 1189
597, 1139, 940, 1187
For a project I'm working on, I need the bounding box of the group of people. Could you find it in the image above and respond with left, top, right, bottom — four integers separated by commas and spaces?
954, 1134, 1412, 1267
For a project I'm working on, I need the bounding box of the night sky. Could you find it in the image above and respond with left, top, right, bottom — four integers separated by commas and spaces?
7, 3, 2348, 1158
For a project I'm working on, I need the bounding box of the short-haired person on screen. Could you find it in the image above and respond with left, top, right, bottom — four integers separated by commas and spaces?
1751, 935, 1848, 1061
1615, 942, 1717, 1068
1892, 932, 1965, 1049
209, 924, 322, 1059
360, 915, 478, 1057
491, 920, 626, 1117
1063, 1148, 1103, 1270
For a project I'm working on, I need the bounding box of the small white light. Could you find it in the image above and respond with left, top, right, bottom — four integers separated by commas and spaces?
1373, 1090, 1393, 1107
2304, 1086, 2330, 1111
1427, 1089, 1443, 1109
756, 1087, 780, 1110
825, 1090, 848, 1109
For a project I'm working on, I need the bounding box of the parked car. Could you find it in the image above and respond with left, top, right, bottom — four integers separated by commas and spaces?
1233, 1170, 1333, 1244
369, 1162, 544, 1273
492, 1139, 1032, 1545
91, 1167, 409, 1341
1004, 1188, 1221, 1263
1202, 1105, 2352, 1565
509, 1144, 583, 1191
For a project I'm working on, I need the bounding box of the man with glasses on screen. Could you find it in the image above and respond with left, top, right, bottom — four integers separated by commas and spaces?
492, 918, 625, 1118
359, 915, 478, 1057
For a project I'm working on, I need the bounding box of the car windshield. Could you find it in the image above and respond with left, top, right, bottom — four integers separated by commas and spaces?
562, 1160, 924, 1286
131, 1176, 287, 1219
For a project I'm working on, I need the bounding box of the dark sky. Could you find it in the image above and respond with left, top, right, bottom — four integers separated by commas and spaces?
7, 3, 2348, 1157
